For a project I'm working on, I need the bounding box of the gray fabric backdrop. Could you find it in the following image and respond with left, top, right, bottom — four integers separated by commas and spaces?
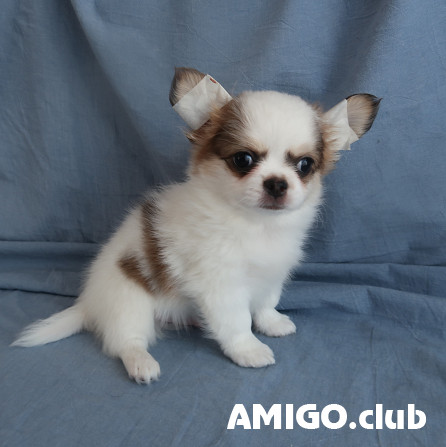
1, 1, 445, 445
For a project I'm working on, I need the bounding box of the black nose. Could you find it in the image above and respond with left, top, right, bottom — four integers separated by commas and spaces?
263, 177, 288, 198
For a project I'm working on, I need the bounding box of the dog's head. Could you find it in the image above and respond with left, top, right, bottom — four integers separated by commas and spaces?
170, 68, 380, 214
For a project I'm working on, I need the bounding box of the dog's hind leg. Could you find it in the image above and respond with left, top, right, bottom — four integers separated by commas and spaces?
85, 276, 160, 384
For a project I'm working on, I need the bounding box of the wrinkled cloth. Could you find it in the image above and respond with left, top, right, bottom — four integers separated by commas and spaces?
0, 1, 445, 445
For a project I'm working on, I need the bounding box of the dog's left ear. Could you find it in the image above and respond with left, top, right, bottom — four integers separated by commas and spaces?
169, 67, 206, 106
323, 94, 381, 153
170, 67, 233, 136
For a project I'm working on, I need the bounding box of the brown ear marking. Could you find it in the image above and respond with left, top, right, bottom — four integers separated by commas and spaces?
346, 94, 382, 138
319, 121, 342, 174
169, 67, 206, 106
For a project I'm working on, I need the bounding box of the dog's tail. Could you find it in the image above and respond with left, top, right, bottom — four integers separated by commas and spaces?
11, 305, 85, 347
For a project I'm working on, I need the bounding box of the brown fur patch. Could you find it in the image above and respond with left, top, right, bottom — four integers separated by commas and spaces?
187, 99, 267, 177
119, 255, 154, 294
139, 198, 176, 296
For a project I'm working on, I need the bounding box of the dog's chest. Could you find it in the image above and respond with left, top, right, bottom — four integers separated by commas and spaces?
157, 191, 307, 286
240, 224, 302, 280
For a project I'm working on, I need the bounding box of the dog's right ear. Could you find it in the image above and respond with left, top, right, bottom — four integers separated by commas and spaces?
169, 67, 206, 106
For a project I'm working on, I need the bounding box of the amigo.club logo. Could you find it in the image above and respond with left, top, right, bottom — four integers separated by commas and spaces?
227, 404, 426, 430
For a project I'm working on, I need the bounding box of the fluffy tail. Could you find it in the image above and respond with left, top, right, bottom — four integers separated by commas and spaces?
11, 305, 85, 347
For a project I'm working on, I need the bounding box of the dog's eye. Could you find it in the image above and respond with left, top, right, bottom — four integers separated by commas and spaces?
232, 152, 255, 171
296, 157, 314, 176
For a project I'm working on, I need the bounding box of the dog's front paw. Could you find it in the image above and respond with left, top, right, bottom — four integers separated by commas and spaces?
254, 309, 296, 337
224, 335, 275, 368
121, 348, 161, 384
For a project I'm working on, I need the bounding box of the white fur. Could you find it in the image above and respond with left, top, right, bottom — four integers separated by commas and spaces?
13, 86, 375, 384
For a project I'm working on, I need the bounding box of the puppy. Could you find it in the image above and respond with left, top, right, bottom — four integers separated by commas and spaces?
13, 68, 380, 383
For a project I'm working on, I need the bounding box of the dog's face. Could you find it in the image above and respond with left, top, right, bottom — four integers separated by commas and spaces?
190, 91, 325, 213
170, 68, 380, 214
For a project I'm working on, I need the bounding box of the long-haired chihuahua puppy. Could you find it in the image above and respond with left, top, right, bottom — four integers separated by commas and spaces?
13, 68, 380, 383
